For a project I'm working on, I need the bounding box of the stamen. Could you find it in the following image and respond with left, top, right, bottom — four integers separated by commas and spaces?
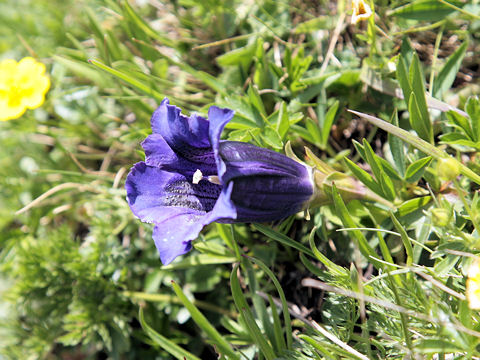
192, 169, 203, 184
207, 176, 221, 185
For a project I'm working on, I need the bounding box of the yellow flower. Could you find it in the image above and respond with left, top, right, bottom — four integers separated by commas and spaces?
351, 0, 372, 24
467, 258, 480, 309
0, 57, 50, 121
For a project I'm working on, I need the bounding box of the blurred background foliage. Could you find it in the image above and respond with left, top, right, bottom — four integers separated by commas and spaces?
1, 0, 480, 359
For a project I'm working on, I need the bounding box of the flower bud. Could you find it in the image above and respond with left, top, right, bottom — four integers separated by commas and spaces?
436, 157, 460, 182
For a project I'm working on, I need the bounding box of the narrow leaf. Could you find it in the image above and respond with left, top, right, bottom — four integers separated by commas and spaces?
171, 281, 239, 359
433, 41, 468, 98
139, 308, 201, 360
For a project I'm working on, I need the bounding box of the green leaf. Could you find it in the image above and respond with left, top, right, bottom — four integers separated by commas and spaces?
319, 100, 339, 149
253, 224, 315, 258
171, 281, 240, 359
248, 256, 293, 350
466, 96, 480, 142
362, 140, 383, 184
247, 85, 267, 118
397, 56, 412, 106
230, 264, 276, 360
139, 308, 201, 360
378, 169, 396, 201
362, 140, 396, 200
388, 111, 406, 177
397, 196, 432, 217
408, 92, 432, 143
414, 338, 466, 354
308, 228, 346, 277
261, 126, 284, 150
405, 157, 432, 183
389, 211, 414, 268
433, 41, 468, 98
88, 59, 164, 102
276, 102, 290, 139
216, 43, 255, 68
161, 254, 237, 270
330, 184, 382, 269
445, 110, 474, 140
344, 157, 384, 197
305, 117, 323, 145
410, 54, 433, 143
391, 0, 462, 21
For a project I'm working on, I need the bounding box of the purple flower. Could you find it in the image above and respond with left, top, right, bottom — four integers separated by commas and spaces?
126, 99, 314, 264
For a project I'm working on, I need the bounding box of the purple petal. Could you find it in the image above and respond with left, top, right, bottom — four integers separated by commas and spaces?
142, 134, 217, 177
152, 182, 237, 265
208, 105, 234, 180
217, 141, 314, 222
152, 218, 199, 265
151, 98, 211, 150
126, 162, 222, 222
219, 141, 309, 180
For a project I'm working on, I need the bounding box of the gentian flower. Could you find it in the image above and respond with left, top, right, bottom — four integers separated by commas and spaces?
126, 99, 316, 264
0, 57, 50, 121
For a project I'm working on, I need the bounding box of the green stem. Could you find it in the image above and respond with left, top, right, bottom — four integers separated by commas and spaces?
348, 109, 480, 185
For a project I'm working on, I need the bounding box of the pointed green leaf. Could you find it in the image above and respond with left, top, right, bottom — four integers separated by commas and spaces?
466, 96, 480, 141
171, 281, 239, 359
320, 100, 339, 149
139, 308, 201, 360
276, 102, 290, 139
388, 111, 406, 177
397, 56, 412, 106
433, 41, 468, 98
344, 157, 384, 197
391, 0, 462, 21
410, 54, 433, 143
253, 224, 315, 257
408, 92, 432, 143
405, 157, 432, 183
230, 264, 276, 360
389, 211, 413, 267
330, 184, 382, 269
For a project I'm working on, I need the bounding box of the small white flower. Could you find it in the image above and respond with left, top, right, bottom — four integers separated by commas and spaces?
351, 0, 372, 24
467, 258, 480, 309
